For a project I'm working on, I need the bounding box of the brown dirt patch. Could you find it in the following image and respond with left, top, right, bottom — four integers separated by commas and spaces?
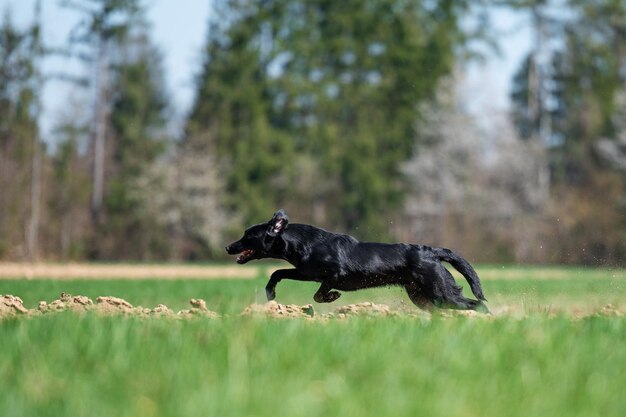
241, 301, 409, 319
2, 294, 625, 320
0, 262, 261, 280
241, 301, 316, 318
38, 292, 94, 313
178, 298, 221, 318
1, 294, 30, 317
0, 293, 220, 319
436, 309, 485, 318
332, 302, 395, 318
594, 303, 625, 317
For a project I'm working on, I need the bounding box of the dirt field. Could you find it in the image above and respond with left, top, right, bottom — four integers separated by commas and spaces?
0, 262, 261, 279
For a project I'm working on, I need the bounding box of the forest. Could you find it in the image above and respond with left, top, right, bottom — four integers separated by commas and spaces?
1, 0, 625, 265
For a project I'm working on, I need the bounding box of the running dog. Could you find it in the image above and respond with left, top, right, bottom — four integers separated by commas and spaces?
226, 210, 488, 311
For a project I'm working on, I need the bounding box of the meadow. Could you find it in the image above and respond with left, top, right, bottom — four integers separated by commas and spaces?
1, 264, 625, 417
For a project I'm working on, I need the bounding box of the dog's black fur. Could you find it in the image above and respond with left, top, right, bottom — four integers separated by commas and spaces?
226, 210, 488, 311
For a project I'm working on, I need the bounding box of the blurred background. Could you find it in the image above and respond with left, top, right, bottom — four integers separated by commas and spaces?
0, 0, 624, 265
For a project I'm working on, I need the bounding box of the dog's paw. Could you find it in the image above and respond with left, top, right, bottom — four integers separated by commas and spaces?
314, 290, 342, 303
326, 291, 341, 302
265, 287, 276, 301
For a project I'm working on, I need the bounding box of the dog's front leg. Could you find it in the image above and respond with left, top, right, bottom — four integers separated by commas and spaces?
265, 268, 307, 301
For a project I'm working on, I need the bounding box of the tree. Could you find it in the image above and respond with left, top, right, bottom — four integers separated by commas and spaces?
47, 101, 91, 260
62, 1, 172, 260
187, 1, 294, 235
189, 0, 474, 239
138, 138, 226, 259
26, 2, 44, 261
403, 81, 546, 262
97, 21, 172, 260
63, 0, 141, 225
508, 0, 626, 264
0, 8, 43, 260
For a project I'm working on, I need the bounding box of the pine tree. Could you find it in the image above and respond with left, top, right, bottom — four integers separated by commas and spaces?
99, 21, 171, 260
187, 1, 294, 233
188, 0, 471, 239
0, 9, 43, 260
48, 108, 91, 260
62, 0, 141, 225
63, 1, 171, 260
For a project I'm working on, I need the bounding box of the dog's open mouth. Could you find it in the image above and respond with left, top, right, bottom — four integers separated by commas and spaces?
237, 249, 255, 263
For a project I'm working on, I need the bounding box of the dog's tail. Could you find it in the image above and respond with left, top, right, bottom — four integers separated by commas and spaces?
434, 247, 486, 301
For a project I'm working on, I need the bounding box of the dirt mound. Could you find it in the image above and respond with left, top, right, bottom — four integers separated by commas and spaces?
3, 293, 624, 320
332, 302, 395, 318
239, 301, 492, 319
38, 293, 141, 315
0, 295, 30, 317
240, 301, 405, 319
178, 298, 220, 318
38, 292, 94, 313
90, 296, 220, 317
437, 309, 485, 318
92, 296, 135, 314
0, 293, 220, 319
595, 304, 625, 317
241, 301, 315, 318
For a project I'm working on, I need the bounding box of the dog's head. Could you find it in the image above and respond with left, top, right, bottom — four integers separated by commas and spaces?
225, 209, 289, 264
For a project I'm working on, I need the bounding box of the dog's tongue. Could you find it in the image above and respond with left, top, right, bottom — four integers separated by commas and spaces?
237, 249, 254, 262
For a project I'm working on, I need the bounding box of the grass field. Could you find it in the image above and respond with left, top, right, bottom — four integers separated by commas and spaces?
1, 264, 625, 417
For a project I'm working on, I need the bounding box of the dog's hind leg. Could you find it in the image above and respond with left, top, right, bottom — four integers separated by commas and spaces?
313, 283, 341, 303
429, 263, 489, 312
404, 282, 434, 311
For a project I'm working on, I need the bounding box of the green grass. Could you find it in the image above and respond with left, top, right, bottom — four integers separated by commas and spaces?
1, 265, 626, 417
2, 314, 625, 417
1, 266, 624, 314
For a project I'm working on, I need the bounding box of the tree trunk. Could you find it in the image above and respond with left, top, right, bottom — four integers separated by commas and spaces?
92, 36, 109, 224
27, 138, 41, 261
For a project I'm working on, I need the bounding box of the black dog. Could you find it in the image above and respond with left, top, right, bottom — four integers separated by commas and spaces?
226, 210, 488, 311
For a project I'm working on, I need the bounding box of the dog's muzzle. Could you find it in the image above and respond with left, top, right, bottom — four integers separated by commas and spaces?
225, 242, 242, 255
225, 242, 256, 263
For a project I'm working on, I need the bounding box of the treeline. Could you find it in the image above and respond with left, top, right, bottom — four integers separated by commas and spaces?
0, 0, 624, 265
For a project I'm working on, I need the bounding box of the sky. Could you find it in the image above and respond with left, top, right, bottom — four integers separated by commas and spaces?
1, 0, 531, 143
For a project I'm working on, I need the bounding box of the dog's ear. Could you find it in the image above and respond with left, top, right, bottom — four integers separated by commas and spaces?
267, 209, 289, 237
